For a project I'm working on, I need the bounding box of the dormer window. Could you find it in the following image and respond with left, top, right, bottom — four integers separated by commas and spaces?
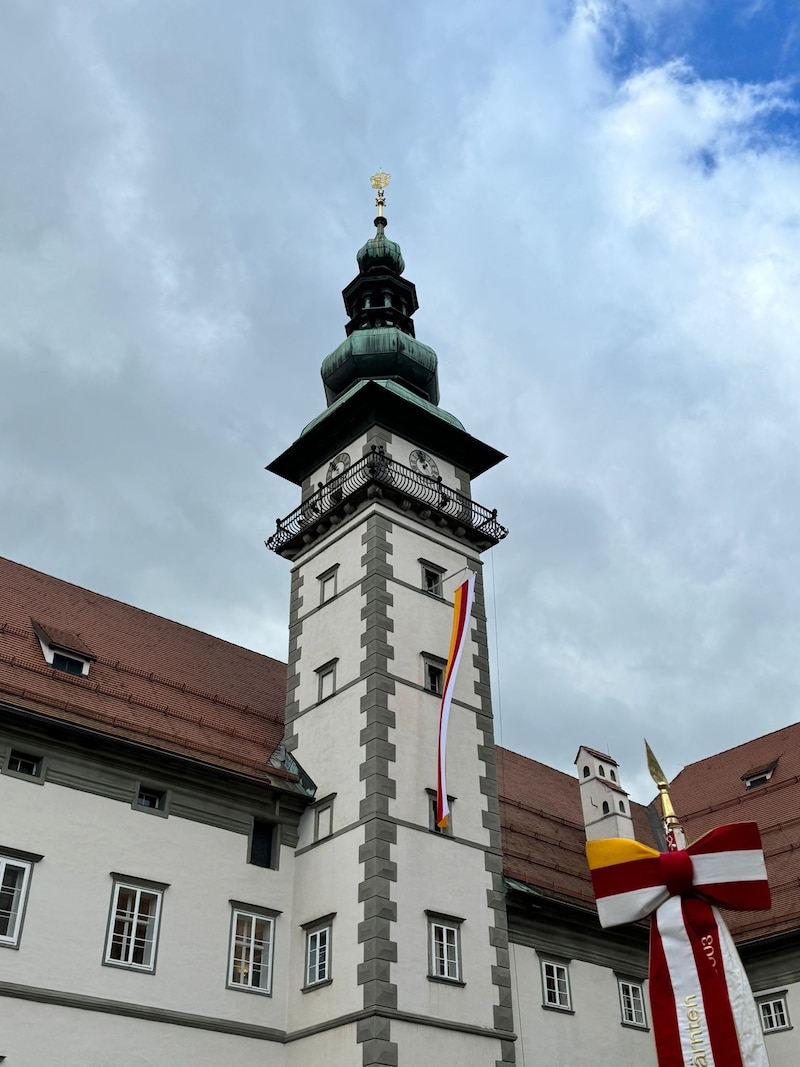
31, 619, 94, 678
52, 652, 85, 676
741, 760, 778, 790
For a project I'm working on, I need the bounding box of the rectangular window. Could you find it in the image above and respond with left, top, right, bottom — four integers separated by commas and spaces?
318, 566, 338, 605
104, 879, 164, 972
314, 800, 334, 841
52, 652, 85, 675
228, 909, 275, 994
0, 857, 32, 947
542, 959, 572, 1010
249, 820, 275, 869
428, 915, 462, 982
136, 787, 166, 811
428, 790, 454, 836
317, 660, 337, 702
422, 654, 446, 696
7, 751, 42, 778
618, 979, 647, 1028
421, 563, 445, 597
305, 921, 332, 987
760, 994, 790, 1033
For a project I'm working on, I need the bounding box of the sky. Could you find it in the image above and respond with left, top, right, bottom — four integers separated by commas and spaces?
2, 0, 800, 804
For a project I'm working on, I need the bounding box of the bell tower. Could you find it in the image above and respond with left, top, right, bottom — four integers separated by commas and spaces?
267, 176, 513, 1066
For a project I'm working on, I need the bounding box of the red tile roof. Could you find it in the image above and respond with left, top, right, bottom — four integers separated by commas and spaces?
671, 724, 800, 943
0, 557, 290, 783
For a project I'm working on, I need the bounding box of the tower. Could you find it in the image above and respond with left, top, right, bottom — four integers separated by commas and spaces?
575, 746, 635, 841
266, 177, 513, 1066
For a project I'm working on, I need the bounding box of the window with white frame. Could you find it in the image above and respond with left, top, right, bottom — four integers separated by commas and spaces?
427, 789, 454, 836
759, 993, 791, 1033
318, 566, 338, 605
422, 653, 446, 696
104, 877, 165, 972
541, 958, 572, 1010
426, 912, 463, 982
228, 906, 277, 994
420, 561, 445, 597
303, 915, 334, 988
0, 855, 34, 948
618, 978, 647, 1028
316, 660, 337, 702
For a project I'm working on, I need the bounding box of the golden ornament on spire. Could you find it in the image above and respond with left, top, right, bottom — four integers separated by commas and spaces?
645, 739, 686, 851
370, 169, 391, 216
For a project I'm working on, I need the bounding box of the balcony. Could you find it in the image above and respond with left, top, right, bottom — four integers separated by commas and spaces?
266, 446, 508, 558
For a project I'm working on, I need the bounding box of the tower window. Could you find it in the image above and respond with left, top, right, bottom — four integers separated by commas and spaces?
316, 659, 338, 702
420, 561, 445, 597
602, 801, 610, 814
610, 769, 617, 782
422, 654, 446, 696
302, 914, 335, 988
426, 912, 464, 983
428, 790, 454, 836
759, 993, 790, 1032
228, 907, 277, 994
598, 766, 606, 778
541, 959, 572, 1011
619, 801, 625, 813
318, 565, 339, 605
582, 766, 590, 778
52, 652, 85, 676
134, 785, 168, 815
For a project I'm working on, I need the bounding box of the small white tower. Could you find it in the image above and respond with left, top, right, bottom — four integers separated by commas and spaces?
575, 746, 635, 841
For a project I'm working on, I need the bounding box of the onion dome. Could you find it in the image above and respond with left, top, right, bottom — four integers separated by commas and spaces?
321, 215, 441, 407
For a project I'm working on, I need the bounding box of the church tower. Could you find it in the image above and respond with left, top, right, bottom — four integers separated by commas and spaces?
267, 176, 513, 1066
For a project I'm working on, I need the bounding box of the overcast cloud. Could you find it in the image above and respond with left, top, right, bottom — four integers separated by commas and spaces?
2, 0, 800, 803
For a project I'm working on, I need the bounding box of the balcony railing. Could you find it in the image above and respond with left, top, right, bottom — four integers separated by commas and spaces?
266, 446, 508, 556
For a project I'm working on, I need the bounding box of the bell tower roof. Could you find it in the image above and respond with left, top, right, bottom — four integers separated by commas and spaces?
320, 176, 440, 407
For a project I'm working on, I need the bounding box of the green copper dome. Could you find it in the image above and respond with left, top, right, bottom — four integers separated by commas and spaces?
322, 327, 439, 406
356, 228, 405, 275
320, 213, 441, 407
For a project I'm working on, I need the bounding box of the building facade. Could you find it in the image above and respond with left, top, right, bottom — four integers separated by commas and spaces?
2, 208, 799, 1066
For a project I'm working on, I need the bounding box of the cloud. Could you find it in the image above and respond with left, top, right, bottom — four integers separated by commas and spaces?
2, 0, 800, 801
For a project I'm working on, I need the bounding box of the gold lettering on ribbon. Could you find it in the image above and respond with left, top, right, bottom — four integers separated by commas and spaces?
684, 994, 709, 1066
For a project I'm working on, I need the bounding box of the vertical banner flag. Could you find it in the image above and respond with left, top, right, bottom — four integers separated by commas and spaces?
436, 572, 476, 829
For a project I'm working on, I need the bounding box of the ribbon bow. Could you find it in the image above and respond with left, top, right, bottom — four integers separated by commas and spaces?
587, 823, 771, 1067
587, 822, 770, 928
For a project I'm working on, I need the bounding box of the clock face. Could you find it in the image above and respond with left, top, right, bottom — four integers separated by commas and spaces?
409, 449, 439, 479
326, 452, 351, 482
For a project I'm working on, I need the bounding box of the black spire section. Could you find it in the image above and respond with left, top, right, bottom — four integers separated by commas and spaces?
341, 216, 420, 337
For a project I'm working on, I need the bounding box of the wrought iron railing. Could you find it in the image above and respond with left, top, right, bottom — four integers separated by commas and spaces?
266, 446, 508, 554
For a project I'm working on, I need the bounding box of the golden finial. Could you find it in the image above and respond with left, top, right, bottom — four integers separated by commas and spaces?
645, 740, 686, 850
370, 169, 391, 217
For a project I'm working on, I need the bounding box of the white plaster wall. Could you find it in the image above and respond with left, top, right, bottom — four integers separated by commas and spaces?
0, 773, 293, 1029
285, 1020, 358, 1067
390, 520, 474, 592
286, 830, 363, 1032
393, 826, 497, 1028
392, 1017, 504, 1065
511, 941, 657, 1067
0, 998, 284, 1067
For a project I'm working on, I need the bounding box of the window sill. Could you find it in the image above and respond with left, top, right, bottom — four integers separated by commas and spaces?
542, 1003, 574, 1015
226, 982, 273, 997
764, 1026, 793, 1035
302, 978, 333, 994
427, 975, 466, 987
621, 1021, 650, 1032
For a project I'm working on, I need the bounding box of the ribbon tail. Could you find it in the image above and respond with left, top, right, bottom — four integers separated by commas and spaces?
714, 907, 770, 1067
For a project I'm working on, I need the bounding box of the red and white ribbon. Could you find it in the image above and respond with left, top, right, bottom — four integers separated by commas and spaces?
587, 824, 770, 1067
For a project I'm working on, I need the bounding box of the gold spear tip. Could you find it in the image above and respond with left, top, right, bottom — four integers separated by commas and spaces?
645, 739, 670, 790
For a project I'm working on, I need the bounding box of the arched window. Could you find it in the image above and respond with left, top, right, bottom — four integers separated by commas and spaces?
602, 801, 610, 814
582, 766, 590, 778
610, 769, 617, 782
599, 766, 606, 778
619, 801, 625, 813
